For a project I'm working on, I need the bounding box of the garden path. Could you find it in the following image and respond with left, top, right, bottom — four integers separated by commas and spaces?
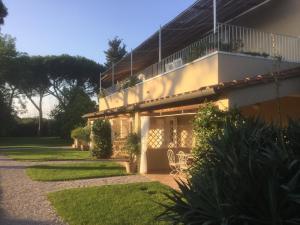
0, 155, 150, 225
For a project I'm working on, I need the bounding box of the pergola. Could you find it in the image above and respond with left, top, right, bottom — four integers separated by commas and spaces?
101, 0, 271, 87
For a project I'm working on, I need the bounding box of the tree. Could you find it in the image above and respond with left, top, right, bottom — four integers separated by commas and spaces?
104, 36, 127, 68
0, 0, 7, 26
45, 55, 104, 107
0, 89, 15, 136
0, 34, 17, 135
17, 56, 51, 136
50, 87, 96, 138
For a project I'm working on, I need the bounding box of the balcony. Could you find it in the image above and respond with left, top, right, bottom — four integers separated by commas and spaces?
99, 23, 300, 111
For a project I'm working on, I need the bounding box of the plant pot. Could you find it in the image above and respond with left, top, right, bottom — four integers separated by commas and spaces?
73, 139, 79, 149
80, 144, 89, 151
125, 161, 137, 173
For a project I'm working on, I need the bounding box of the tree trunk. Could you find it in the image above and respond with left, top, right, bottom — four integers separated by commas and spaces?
26, 92, 44, 137
37, 93, 43, 136
8, 88, 15, 109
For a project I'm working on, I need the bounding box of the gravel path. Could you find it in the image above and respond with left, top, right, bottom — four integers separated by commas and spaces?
0, 155, 150, 225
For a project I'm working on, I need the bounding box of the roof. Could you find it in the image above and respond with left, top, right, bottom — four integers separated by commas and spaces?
101, 0, 270, 87
83, 66, 300, 119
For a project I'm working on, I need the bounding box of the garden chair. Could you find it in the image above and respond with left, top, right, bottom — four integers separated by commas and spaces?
167, 149, 180, 175
177, 151, 189, 174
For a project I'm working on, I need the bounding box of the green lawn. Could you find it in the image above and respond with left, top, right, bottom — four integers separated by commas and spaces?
0, 148, 90, 161
27, 162, 127, 181
48, 182, 172, 225
0, 137, 90, 161
0, 137, 72, 148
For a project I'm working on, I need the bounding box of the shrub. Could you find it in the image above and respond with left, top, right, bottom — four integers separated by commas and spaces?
191, 102, 241, 176
160, 117, 300, 225
124, 133, 140, 163
121, 76, 141, 90
71, 126, 90, 143
91, 119, 112, 159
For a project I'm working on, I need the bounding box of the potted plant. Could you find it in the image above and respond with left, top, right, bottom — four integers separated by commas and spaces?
123, 133, 140, 173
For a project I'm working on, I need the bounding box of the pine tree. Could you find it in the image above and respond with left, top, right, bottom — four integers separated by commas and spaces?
0, 0, 8, 26
104, 36, 127, 68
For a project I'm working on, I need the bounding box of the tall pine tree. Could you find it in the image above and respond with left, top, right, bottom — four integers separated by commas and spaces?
104, 36, 127, 68
0, 0, 7, 26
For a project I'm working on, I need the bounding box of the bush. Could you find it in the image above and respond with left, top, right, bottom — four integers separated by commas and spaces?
124, 133, 140, 163
191, 102, 241, 176
91, 119, 112, 159
160, 117, 300, 225
71, 126, 90, 143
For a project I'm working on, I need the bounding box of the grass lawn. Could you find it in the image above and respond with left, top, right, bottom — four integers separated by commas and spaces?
0, 137, 90, 161
0, 148, 90, 161
0, 137, 72, 148
27, 162, 127, 181
48, 182, 172, 225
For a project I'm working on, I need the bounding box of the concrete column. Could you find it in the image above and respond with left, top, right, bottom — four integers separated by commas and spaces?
140, 116, 150, 174
89, 120, 94, 150
120, 119, 123, 138
133, 112, 140, 134
109, 119, 114, 140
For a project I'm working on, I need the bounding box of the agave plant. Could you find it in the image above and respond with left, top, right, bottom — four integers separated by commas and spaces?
160, 118, 300, 225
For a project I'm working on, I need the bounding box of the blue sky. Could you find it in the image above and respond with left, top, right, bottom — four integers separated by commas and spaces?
2, 0, 195, 117
2, 0, 195, 64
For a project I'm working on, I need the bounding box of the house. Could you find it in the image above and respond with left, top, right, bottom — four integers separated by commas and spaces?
83, 0, 300, 174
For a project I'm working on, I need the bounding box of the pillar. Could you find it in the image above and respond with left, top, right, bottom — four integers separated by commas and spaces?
89, 120, 95, 150
140, 116, 150, 174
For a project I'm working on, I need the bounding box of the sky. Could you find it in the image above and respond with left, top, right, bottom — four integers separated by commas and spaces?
2, 0, 195, 64
2, 0, 195, 118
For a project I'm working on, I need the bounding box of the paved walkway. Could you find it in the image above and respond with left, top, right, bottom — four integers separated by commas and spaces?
145, 173, 182, 190
0, 155, 150, 225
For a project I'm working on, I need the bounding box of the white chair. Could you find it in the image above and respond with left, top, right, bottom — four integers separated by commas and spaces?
167, 149, 179, 175
177, 151, 189, 174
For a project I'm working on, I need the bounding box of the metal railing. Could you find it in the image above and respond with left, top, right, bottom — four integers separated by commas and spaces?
103, 23, 300, 95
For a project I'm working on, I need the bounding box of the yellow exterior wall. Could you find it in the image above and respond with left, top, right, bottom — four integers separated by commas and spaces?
240, 96, 300, 125
100, 53, 219, 111
227, 77, 300, 108
218, 53, 298, 82
99, 52, 299, 111
234, 0, 300, 37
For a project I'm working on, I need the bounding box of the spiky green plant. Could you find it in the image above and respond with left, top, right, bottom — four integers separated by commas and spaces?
160, 118, 300, 225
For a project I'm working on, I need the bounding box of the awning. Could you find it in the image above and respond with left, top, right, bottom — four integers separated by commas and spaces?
101, 0, 270, 87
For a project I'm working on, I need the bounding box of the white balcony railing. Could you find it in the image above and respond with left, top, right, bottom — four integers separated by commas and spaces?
103, 23, 300, 95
